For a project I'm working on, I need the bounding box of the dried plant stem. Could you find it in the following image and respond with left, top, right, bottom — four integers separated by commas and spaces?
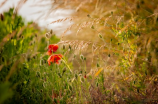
61, 57, 72, 73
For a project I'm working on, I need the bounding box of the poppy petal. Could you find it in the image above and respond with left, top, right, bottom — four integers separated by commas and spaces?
47, 51, 52, 55
48, 44, 58, 53
47, 54, 62, 65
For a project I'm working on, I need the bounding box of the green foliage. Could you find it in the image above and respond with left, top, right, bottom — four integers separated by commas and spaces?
0, 8, 71, 104
0, 8, 92, 104
0, 82, 13, 104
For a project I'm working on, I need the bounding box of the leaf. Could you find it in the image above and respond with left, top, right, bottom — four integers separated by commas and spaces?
94, 68, 103, 77
0, 82, 13, 104
13, 39, 16, 46
91, 25, 94, 29
97, 63, 100, 67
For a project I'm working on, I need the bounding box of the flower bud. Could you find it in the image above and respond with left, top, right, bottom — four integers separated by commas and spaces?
98, 34, 102, 38
63, 45, 65, 50
80, 55, 84, 60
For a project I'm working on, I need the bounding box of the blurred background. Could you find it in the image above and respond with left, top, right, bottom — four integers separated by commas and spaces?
0, 0, 73, 35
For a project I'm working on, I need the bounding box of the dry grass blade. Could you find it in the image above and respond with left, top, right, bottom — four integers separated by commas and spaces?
0, 0, 8, 8
14, 0, 27, 14
0, 65, 4, 71
49, 17, 74, 24
60, 24, 75, 40
0, 31, 16, 47
94, 68, 103, 77
5, 57, 24, 81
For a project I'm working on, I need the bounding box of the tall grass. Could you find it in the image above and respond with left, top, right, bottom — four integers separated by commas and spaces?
0, 0, 158, 103
46, 0, 158, 103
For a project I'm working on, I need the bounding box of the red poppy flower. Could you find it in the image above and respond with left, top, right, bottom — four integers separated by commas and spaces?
47, 44, 58, 55
84, 75, 87, 78
47, 54, 62, 65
